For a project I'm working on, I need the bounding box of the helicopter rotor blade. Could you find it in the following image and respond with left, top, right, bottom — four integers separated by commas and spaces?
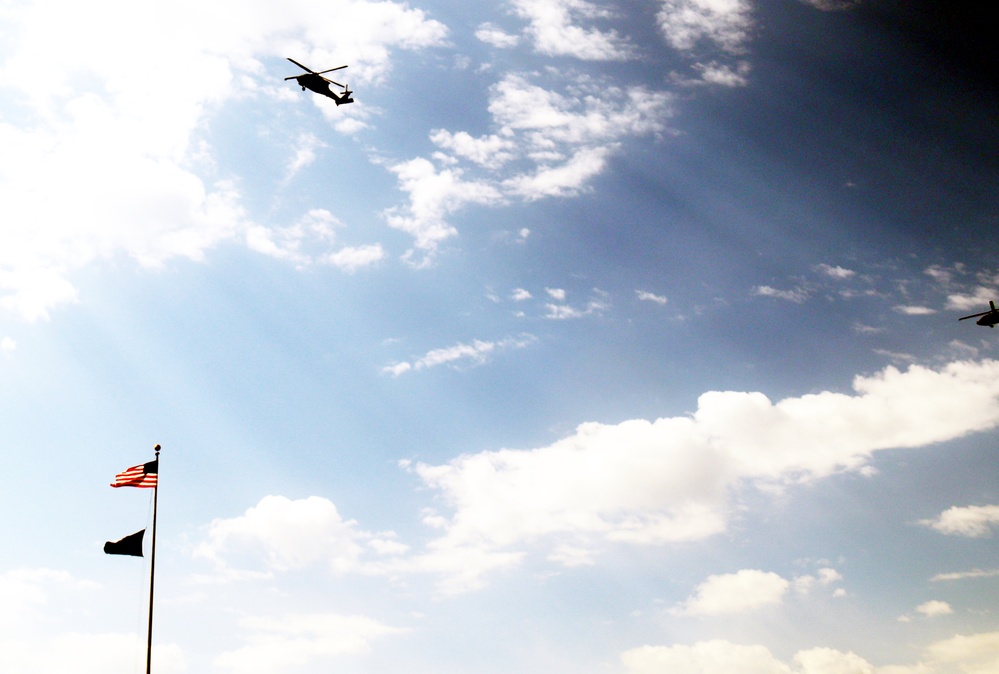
286, 58, 316, 74
959, 311, 991, 320
316, 65, 348, 75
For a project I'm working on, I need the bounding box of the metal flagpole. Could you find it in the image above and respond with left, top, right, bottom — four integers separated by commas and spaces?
146, 444, 160, 674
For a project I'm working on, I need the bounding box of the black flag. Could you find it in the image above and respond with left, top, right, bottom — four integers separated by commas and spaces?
104, 529, 145, 557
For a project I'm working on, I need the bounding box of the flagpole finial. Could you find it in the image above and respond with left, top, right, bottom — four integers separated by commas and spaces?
154, 444, 161, 453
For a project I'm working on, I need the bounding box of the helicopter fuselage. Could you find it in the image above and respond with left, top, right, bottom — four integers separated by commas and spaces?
293, 74, 353, 105
976, 313, 999, 328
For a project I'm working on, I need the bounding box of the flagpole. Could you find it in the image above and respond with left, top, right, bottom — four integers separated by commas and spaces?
146, 444, 160, 674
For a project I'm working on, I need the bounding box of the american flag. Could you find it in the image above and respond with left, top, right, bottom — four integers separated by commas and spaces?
110, 460, 158, 488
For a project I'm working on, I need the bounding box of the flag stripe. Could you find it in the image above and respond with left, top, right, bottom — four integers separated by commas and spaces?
110, 460, 158, 488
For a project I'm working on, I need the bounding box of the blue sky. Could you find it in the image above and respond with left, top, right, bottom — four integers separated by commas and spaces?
1, 1, 998, 672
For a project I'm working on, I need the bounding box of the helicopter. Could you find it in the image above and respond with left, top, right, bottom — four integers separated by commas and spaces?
285, 58, 354, 105
958, 300, 999, 328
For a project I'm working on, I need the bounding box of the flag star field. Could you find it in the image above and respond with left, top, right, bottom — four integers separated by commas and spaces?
1, 1, 997, 672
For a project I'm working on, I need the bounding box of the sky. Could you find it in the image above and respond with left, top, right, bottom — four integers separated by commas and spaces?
0, 0, 997, 672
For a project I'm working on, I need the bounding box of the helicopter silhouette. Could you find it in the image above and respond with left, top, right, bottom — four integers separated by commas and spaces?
958, 300, 999, 328
285, 58, 354, 105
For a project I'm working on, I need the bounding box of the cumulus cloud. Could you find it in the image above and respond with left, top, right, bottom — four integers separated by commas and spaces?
673, 570, 790, 615
190, 362, 999, 596
511, 0, 634, 60
193, 495, 376, 575
657, 0, 754, 54
920, 504, 999, 537
915, 600, 953, 618
622, 632, 999, 674
0, 0, 446, 322
407, 360, 999, 589
621, 640, 877, 674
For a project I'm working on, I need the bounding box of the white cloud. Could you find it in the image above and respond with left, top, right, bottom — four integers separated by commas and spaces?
383, 334, 536, 376
792, 567, 842, 595
657, 0, 754, 54
430, 130, 518, 170
895, 305, 937, 316
0, 0, 447, 322
544, 295, 610, 319
816, 264, 856, 280
193, 495, 373, 574
215, 612, 406, 674
475, 22, 521, 48
387, 73, 672, 254
408, 360, 999, 589
622, 632, 999, 674
674, 570, 789, 615
932, 568, 999, 582
636, 290, 668, 305
1, 336, 16, 353
621, 641, 791, 674
946, 288, 998, 312
915, 600, 953, 618
383, 157, 503, 255
925, 631, 999, 673
691, 60, 751, 86
512, 288, 533, 301
546, 287, 567, 300
511, 0, 634, 60
503, 145, 612, 200
920, 504, 999, 537
754, 285, 810, 303
325, 244, 385, 273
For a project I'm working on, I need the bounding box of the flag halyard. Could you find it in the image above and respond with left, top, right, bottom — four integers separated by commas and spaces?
111, 460, 158, 488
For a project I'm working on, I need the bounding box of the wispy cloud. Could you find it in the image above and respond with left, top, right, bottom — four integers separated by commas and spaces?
383, 335, 536, 376
894, 305, 937, 315
932, 568, 999, 582
636, 290, 668, 305
753, 285, 810, 303
386, 72, 673, 258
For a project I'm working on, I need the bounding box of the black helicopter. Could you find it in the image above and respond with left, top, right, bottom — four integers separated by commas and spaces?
958, 300, 999, 328
285, 58, 354, 105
